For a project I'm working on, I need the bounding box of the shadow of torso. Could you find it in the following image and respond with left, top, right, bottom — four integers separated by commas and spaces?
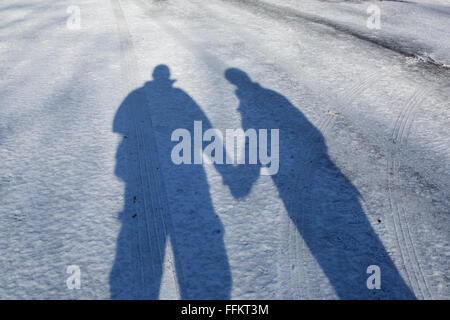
111, 79, 231, 299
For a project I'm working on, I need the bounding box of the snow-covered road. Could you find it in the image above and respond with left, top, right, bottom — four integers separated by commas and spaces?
0, 0, 449, 299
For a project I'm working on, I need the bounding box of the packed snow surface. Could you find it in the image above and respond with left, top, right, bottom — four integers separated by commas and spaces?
0, 0, 449, 299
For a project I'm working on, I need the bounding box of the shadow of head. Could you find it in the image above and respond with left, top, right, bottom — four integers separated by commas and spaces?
225, 68, 253, 88
152, 64, 176, 85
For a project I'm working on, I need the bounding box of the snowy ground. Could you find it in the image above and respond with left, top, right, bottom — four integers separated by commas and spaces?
0, 0, 449, 299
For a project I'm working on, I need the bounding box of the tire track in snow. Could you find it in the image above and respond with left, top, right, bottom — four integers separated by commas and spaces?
316, 71, 380, 136
387, 87, 432, 299
307, 76, 435, 300
286, 70, 382, 298
110, 0, 180, 298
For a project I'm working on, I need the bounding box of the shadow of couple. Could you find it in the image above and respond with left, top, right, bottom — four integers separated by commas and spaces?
110, 64, 415, 300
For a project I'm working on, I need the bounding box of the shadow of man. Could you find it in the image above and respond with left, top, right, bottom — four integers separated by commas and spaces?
222, 68, 415, 299
110, 65, 231, 299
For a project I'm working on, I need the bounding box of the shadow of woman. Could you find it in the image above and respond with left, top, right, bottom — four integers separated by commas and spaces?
110, 65, 231, 299
222, 68, 416, 299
